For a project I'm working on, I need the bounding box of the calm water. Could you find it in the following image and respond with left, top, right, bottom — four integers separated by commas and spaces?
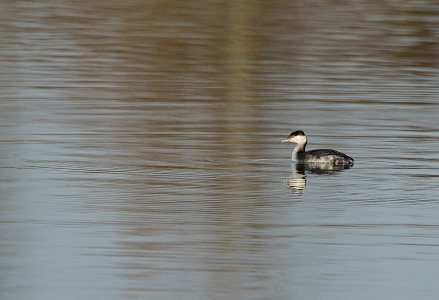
1, 1, 439, 299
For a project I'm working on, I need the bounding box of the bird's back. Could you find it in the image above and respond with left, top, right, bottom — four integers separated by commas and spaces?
304, 149, 354, 165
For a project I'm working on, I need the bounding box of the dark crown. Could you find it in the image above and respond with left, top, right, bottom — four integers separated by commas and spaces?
289, 130, 305, 137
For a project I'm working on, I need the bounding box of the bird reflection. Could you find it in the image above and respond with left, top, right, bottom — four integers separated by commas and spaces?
287, 163, 307, 193
286, 162, 354, 193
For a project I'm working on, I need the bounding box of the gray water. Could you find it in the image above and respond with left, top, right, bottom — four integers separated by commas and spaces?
1, 1, 439, 299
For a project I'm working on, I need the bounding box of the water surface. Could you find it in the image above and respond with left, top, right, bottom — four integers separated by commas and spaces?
1, 1, 439, 299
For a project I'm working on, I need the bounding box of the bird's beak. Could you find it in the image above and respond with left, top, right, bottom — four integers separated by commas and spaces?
282, 139, 290, 143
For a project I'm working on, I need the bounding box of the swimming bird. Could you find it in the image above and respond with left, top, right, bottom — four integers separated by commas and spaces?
282, 130, 354, 166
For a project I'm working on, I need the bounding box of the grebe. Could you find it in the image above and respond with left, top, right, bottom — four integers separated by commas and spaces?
282, 130, 354, 166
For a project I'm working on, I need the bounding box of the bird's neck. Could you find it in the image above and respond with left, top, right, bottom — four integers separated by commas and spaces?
292, 142, 307, 161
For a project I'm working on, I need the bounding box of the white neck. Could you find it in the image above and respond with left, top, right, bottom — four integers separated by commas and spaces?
291, 137, 307, 162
